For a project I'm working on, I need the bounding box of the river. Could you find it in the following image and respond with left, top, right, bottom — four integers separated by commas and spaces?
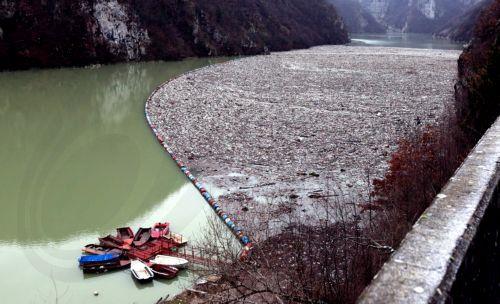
0, 34, 461, 304
0, 59, 230, 304
350, 33, 463, 50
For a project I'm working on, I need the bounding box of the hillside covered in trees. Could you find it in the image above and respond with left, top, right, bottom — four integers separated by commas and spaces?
0, 0, 348, 70
455, 0, 500, 141
436, 0, 494, 42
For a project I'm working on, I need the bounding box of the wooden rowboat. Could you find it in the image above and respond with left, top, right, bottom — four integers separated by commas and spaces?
79, 253, 120, 266
82, 244, 122, 256
151, 264, 179, 279
150, 255, 189, 269
116, 227, 134, 242
130, 260, 154, 283
133, 228, 152, 247
82, 259, 131, 274
99, 235, 127, 250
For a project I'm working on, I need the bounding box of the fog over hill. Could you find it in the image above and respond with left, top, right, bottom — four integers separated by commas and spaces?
327, 0, 386, 33
360, 0, 484, 32
328, 0, 490, 36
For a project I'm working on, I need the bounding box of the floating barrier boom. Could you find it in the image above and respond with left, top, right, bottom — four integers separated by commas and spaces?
145, 70, 253, 258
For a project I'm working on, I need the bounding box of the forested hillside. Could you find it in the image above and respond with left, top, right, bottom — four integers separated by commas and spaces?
436, 0, 494, 42
0, 0, 348, 70
455, 0, 500, 140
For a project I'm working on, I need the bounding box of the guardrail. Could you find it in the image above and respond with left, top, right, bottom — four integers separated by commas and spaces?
358, 117, 500, 304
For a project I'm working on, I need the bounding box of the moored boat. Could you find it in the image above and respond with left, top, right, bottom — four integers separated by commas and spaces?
82, 244, 122, 256
82, 259, 131, 274
133, 228, 152, 247
150, 264, 179, 279
150, 255, 189, 269
151, 222, 170, 239
130, 260, 154, 283
116, 227, 135, 243
78, 253, 120, 266
99, 235, 129, 250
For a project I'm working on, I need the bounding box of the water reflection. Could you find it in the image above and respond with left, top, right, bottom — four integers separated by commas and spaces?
93, 65, 148, 125
0, 56, 230, 302
0, 58, 228, 244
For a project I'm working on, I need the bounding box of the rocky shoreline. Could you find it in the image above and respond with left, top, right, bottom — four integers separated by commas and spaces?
146, 46, 460, 226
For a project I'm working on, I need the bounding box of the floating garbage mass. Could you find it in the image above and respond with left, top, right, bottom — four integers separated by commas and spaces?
144, 80, 253, 258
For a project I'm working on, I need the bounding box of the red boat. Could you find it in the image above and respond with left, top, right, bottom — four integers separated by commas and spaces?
150, 264, 179, 279
151, 222, 170, 239
116, 227, 135, 244
82, 244, 122, 256
133, 228, 152, 247
99, 235, 128, 249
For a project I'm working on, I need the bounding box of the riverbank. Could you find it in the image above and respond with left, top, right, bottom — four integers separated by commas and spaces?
146, 46, 460, 231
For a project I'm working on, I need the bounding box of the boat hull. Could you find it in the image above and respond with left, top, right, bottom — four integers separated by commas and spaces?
82, 260, 131, 274
133, 228, 152, 247
99, 235, 130, 250
131, 272, 153, 283
116, 227, 135, 244
78, 253, 120, 266
130, 260, 154, 283
151, 264, 179, 279
150, 255, 189, 269
82, 244, 122, 256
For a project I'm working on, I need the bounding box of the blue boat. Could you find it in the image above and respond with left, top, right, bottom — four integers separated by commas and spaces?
78, 253, 120, 266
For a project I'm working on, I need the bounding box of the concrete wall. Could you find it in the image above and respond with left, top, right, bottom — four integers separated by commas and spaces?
357, 117, 500, 304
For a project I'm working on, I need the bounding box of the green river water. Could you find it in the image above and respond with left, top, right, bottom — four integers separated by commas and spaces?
0, 58, 229, 304
0, 33, 460, 304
